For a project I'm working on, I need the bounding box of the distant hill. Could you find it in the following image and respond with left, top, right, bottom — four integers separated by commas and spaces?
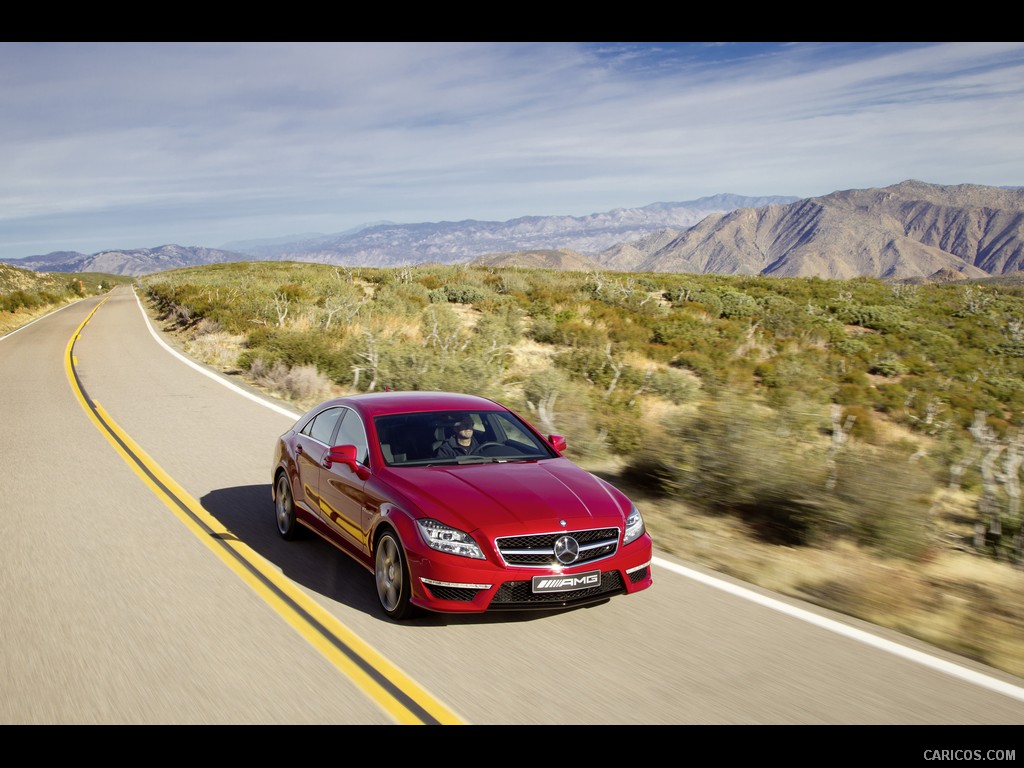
1, 193, 793, 277
468, 248, 602, 271
598, 180, 1024, 280
5, 244, 255, 277
5, 182, 1024, 280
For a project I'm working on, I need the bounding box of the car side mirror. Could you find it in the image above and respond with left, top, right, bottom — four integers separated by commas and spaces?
548, 435, 567, 453
327, 444, 370, 479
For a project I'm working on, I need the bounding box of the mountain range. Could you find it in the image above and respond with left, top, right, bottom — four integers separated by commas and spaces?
5, 181, 1023, 280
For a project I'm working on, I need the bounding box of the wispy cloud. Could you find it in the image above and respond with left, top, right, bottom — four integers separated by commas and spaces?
2, 42, 1023, 260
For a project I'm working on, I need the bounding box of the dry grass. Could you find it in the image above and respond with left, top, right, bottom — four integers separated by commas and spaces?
181, 330, 249, 371
508, 338, 557, 376
0, 302, 71, 336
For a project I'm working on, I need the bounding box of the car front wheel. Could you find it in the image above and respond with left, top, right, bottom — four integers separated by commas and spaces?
375, 530, 415, 620
275, 471, 301, 540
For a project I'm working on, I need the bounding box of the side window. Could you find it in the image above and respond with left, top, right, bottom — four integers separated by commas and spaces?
493, 413, 550, 454
335, 408, 369, 465
500, 417, 534, 444
303, 407, 344, 445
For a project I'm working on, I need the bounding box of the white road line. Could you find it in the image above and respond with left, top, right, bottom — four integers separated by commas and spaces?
133, 289, 302, 421
653, 555, 1024, 703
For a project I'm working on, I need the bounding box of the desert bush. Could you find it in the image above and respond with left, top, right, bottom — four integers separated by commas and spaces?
239, 328, 349, 383
624, 392, 832, 542
833, 337, 871, 358
838, 404, 879, 443
547, 317, 608, 349
650, 313, 715, 347
469, 310, 521, 373
192, 317, 223, 336
421, 305, 469, 352
0, 289, 43, 312
491, 271, 531, 296
869, 356, 909, 377
756, 293, 819, 338
982, 376, 1024, 416
827, 450, 935, 559
644, 367, 700, 405
182, 329, 246, 370
592, 395, 646, 454
625, 392, 936, 555
717, 290, 759, 319
428, 283, 490, 305
834, 381, 871, 407
519, 370, 607, 459
372, 282, 431, 316
553, 345, 643, 395
830, 303, 909, 332
526, 315, 559, 345
248, 359, 332, 403
755, 348, 835, 408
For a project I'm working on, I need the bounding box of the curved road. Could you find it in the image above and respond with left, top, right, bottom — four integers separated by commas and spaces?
2, 286, 1023, 726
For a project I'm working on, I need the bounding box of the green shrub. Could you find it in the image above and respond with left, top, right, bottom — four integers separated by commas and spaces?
869, 357, 908, 377
239, 328, 349, 382
828, 450, 934, 559
428, 283, 489, 304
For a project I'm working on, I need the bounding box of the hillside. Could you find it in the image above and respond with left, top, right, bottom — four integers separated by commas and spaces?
610, 180, 1024, 279
468, 248, 601, 271
0, 262, 134, 334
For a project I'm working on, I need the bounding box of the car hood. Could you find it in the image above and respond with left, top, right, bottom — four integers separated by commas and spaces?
383, 458, 631, 534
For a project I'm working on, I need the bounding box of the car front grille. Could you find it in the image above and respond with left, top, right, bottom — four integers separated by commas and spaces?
490, 570, 626, 608
495, 527, 619, 567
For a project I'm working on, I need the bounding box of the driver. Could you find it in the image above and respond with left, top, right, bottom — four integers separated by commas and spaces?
434, 415, 481, 458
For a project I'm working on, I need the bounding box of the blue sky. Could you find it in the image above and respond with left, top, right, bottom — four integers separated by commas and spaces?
2, 42, 1023, 261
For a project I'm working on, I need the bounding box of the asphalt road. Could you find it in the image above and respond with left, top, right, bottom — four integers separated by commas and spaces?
3, 285, 1023, 729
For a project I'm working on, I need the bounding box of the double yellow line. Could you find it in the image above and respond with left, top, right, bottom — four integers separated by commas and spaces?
65, 296, 465, 725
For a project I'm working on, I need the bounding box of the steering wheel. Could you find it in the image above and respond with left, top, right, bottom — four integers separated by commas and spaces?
475, 441, 506, 456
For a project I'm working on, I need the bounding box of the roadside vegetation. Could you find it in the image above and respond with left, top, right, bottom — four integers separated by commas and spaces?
5, 259, 1022, 676
0, 263, 134, 335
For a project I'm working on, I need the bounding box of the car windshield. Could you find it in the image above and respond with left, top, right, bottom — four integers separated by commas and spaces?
374, 410, 557, 466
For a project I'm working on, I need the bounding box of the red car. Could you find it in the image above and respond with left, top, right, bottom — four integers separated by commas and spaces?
271, 391, 653, 619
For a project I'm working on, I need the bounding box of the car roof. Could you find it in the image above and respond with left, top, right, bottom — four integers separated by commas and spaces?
321, 391, 506, 419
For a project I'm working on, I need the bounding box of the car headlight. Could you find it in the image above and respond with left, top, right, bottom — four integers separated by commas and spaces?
416, 518, 485, 559
622, 504, 646, 546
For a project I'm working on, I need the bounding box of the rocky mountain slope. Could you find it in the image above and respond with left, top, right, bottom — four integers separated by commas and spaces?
591, 180, 1024, 280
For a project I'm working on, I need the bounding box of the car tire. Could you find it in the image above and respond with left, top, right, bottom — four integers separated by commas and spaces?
275, 471, 302, 540
375, 530, 416, 620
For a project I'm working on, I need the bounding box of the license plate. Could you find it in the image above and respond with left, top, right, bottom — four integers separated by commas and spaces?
532, 570, 601, 593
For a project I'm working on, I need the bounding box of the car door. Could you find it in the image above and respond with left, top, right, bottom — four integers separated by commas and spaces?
292, 405, 346, 519
316, 407, 374, 555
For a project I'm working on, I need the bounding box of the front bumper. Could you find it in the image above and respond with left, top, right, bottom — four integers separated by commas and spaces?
405, 533, 654, 614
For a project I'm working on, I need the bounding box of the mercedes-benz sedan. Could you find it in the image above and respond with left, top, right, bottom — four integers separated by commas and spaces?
271, 390, 653, 619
